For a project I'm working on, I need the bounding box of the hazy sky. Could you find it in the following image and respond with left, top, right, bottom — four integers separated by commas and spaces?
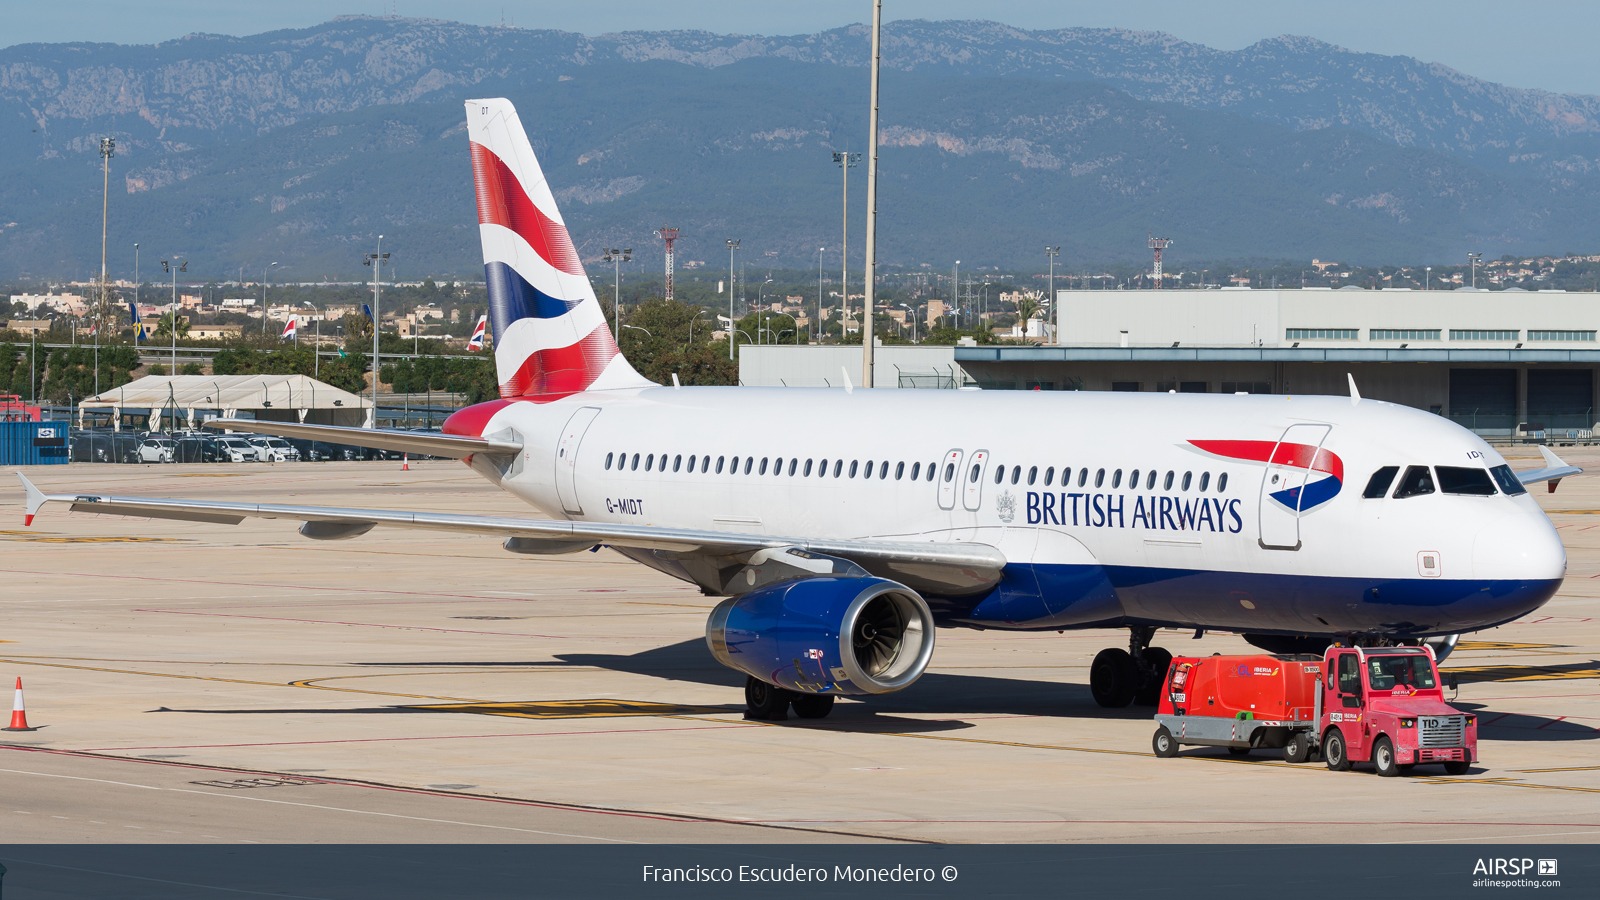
10, 1, 1600, 96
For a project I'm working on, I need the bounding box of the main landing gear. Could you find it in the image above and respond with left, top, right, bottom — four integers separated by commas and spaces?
1091, 626, 1172, 709
743, 675, 835, 721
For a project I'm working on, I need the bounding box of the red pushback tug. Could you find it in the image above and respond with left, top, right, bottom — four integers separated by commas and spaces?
1151, 646, 1476, 776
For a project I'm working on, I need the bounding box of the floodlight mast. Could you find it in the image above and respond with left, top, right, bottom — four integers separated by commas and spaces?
656, 226, 678, 301
1148, 234, 1173, 289
861, 0, 883, 388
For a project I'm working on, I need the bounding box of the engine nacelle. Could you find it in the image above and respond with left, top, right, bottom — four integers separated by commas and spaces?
706, 576, 935, 696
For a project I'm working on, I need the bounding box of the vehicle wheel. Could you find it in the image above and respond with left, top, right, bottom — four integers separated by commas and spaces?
1373, 736, 1400, 777
1228, 746, 1251, 757
1283, 731, 1311, 764
1134, 647, 1174, 706
791, 694, 835, 719
1090, 648, 1138, 708
1323, 728, 1351, 771
1442, 760, 1471, 776
744, 676, 789, 721
1152, 726, 1179, 758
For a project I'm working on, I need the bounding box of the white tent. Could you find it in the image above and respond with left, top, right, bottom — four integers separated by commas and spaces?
80, 374, 370, 431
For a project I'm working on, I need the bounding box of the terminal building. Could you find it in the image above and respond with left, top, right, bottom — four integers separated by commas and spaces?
741, 288, 1600, 438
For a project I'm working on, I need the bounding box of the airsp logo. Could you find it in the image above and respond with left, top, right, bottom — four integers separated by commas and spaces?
995, 491, 1016, 524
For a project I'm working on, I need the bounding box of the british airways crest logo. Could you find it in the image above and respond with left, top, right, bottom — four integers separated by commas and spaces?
1189, 439, 1345, 513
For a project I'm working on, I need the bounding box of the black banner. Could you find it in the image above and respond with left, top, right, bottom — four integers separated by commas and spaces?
0, 844, 1594, 899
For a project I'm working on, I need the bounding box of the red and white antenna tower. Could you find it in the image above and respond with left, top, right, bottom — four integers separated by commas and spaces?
1148, 234, 1173, 289
657, 225, 680, 301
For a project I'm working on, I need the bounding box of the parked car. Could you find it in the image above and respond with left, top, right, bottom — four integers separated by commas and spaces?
285, 437, 362, 461
131, 435, 176, 464
246, 435, 301, 462
213, 436, 258, 462
173, 434, 223, 463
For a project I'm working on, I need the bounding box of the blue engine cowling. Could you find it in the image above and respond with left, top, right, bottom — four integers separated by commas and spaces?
705, 576, 936, 696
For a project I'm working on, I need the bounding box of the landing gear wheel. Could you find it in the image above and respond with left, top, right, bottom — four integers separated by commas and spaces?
1090, 648, 1139, 708
1134, 647, 1174, 706
1228, 746, 1251, 757
1442, 759, 1471, 776
791, 694, 835, 719
1283, 731, 1311, 764
1323, 729, 1351, 771
1373, 736, 1400, 777
744, 676, 790, 721
1152, 726, 1178, 758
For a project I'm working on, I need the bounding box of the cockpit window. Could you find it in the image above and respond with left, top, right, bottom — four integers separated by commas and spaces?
1490, 464, 1528, 496
1392, 465, 1435, 499
1366, 654, 1435, 691
1436, 466, 1497, 496
1362, 466, 1399, 499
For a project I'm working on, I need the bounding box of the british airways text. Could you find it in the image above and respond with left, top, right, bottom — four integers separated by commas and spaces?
1026, 492, 1245, 533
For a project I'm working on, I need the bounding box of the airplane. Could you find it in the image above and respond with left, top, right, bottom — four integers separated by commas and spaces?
17, 98, 1582, 722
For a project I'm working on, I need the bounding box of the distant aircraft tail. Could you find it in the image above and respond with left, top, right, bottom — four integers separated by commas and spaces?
465, 98, 652, 398
468, 314, 488, 351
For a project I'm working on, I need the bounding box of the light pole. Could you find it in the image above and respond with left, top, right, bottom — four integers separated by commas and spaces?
861, 0, 883, 386
603, 247, 631, 344
726, 239, 739, 359
1468, 252, 1481, 289
260, 261, 278, 341
1045, 246, 1060, 344
833, 150, 860, 324
687, 309, 705, 347
952, 260, 959, 330
161, 259, 185, 376
364, 238, 389, 423
98, 137, 114, 351
303, 301, 321, 379
1425, 266, 1432, 291
816, 247, 825, 344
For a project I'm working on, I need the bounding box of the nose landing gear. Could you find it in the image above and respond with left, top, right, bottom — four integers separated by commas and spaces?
1090, 626, 1172, 709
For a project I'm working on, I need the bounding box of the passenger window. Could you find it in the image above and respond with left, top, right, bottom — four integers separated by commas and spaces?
687, 454, 696, 472
1337, 654, 1361, 694
674, 454, 682, 473
994, 465, 1005, 485
879, 461, 889, 479
804, 459, 814, 477
605, 452, 614, 470
701, 456, 710, 473
867, 460, 877, 479
1011, 465, 1021, 485
631, 453, 641, 471
759, 458, 768, 475
971, 463, 982, 483
850, 460, 860, 478
1437, 466, 1497, 496
819, 459, 828, 477
1490, 464, 1527, 496
1094, 468, 1105, 488
1112, 469, 1122, 489
1078, 468, 1088, 488
1163, 471, 1174, 490
773, 457, 783, 476
1198, 472, 1209, 491
944, 462, 954, 482
788, 459, 797, 476
716, 456, 725, 474
744, 457, 754, 475
1393, 466, 1435, 499
911, 462, 920, 480
1129, 469, 1139, 489
730, 455, 739, 473
834, 460, 843, 478
1027, 466, 1038, 486
895, 462, 905, 480
1181, 471, 1192, 490
1363, 466, 1399, 499
1044, 466, 1054, 486
1216, 472, 1227, 492
1146, 470, 1156, 490
928, 463, 937, 482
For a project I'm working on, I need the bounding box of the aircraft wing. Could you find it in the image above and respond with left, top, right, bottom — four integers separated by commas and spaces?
203, 418, 520, 460
15, 474, 1005, 596
1517, 445, 1584, 492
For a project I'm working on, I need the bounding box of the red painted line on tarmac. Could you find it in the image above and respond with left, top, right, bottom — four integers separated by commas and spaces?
81, 721, 760, 751
135, 608, 576, 639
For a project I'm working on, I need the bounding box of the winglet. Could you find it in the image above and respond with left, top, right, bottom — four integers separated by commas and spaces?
1539, 444, 1567, 469
1347, 373, 1361, 405
17, 472, 46, 527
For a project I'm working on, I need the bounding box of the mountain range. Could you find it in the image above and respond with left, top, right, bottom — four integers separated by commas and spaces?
3, 16, 1599, 280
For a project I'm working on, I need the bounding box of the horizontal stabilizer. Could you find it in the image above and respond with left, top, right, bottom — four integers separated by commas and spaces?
204, 418, 520, 459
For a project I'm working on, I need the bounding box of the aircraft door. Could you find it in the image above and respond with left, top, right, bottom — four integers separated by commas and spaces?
937, 449, 964, 510
962, 450, 990, 512
1257, 423, 1331, 550
554, 406, 602, 515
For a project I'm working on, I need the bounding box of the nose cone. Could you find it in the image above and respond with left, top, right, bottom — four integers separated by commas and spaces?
1473, 508, 1566, 582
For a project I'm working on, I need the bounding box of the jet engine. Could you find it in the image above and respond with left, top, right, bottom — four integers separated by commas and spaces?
706, 576, 935, 696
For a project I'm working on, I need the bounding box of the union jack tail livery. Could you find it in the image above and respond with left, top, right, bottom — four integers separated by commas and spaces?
466, 98, 652, 398
281, 317, 296, 341
468, 314, 488, 351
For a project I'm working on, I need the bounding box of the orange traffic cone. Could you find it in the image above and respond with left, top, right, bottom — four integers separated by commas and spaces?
402, 454, 409, 471
4, 677, 37, 732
